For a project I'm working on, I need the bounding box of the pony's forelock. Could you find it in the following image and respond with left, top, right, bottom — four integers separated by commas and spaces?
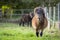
34, 7, 44, 15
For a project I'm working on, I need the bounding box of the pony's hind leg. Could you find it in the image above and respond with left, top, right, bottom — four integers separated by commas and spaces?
36, 29, 39, 37
22, 22, 25, 26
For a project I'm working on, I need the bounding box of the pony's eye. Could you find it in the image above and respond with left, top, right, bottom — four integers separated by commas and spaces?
36, 9, 38, 12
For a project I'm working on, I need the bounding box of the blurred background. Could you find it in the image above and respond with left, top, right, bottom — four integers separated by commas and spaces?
0, 0, 60, 29
0, 0, 60, 40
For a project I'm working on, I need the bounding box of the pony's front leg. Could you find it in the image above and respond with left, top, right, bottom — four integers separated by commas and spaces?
36, 29, 39, 37
40, 29, 43, 37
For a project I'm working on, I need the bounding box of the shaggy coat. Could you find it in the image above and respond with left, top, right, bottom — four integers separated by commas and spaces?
32, 7, 48, 37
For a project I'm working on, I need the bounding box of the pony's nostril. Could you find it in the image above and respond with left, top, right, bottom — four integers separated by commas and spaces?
39, 18, 40, 19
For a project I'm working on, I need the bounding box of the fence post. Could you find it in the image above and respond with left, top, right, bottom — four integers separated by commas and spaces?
58, 3, 60, 30
53, 7, 56, 28
44, 7, 47, 16
21, 9, 24, 14
48, 7, 52, 29
10, 10, 13, 19
44, 7, 49, 30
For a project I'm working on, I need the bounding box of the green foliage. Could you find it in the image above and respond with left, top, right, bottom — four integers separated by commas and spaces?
0, 0, 60, 9
2, 5, 10, 14
1, 5, 13, 18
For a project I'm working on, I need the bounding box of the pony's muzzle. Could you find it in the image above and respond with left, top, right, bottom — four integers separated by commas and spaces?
38, 18, 41, 21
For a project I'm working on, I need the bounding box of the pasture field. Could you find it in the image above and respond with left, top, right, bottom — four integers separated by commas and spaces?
0, 23, 60, 40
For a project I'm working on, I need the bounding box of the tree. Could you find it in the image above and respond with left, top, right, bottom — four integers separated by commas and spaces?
0, 0, 60, 8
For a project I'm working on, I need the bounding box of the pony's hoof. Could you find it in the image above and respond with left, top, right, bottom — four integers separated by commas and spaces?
40, 32, 43, 37
36, 32, 39, 37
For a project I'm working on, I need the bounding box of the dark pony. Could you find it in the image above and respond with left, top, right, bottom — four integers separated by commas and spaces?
19, 13, 34, 26
32, 7, 48, 37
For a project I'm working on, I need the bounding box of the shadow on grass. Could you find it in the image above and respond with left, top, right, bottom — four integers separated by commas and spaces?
2, 33, 15, 36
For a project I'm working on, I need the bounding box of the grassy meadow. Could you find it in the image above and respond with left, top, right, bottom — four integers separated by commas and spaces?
0, 23, 60, 40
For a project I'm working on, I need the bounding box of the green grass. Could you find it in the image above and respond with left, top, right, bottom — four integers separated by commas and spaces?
0, 23, 60, 40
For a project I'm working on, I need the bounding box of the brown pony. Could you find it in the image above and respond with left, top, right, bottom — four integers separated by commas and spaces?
32, 7, 48, 37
